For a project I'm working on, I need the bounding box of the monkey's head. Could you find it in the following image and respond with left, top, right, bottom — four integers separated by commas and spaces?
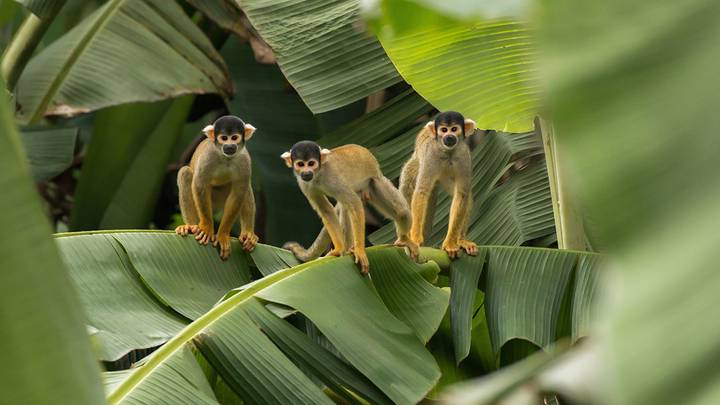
428, 111, 476, 150
203, 115, 257, 157
280, 140, 331, 182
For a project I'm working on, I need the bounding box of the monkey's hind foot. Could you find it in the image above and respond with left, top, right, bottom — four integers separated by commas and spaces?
458, 239, 478, 256
324, 248, 344, 257
175, 224, 199, 236
394, 237, 419, 262
442, 240, 461, 259
195, 223, 215, 246
239, 231, 258, 252
214, 233, 232, 260
348, 248, 370, 275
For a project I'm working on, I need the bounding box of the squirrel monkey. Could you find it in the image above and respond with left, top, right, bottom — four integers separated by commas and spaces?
281, 141, 418, 274
175, 115, 259, 260
400, 111, 479, 258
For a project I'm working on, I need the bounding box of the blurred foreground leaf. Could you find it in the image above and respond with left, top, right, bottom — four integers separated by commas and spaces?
0, 74, 104, 404
544, 0, 720, 403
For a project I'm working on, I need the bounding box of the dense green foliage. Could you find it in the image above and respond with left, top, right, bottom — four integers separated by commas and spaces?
2, 0, 708, 404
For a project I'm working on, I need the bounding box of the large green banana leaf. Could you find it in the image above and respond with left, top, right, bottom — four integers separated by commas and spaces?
0, 75, 104, 404
448, 247, 602, 366
16, 0, 231, 124
365, 1, 537, 132
55, 231, 448, 404
235, 0, 401, 113
55, 229, 601, 403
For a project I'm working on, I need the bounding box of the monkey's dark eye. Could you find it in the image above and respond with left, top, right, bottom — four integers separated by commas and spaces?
451, 126, 459, 132
307, 161, 315, 167
298, 161, 305, 167
220, 135, 228, 141
441, 127, 448, 133
231, 135, 239, 141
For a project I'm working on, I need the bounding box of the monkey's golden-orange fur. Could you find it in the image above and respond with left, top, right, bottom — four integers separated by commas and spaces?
400, 116, 478, 258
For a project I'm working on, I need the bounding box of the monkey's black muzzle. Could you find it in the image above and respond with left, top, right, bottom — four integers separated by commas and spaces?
222, 144, 238, 156
442, 135, 458, 147
300, 171, 314, 181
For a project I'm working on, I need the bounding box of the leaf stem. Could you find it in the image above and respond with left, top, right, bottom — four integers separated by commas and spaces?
0, 1, 67, 91
538, 117, 586, 250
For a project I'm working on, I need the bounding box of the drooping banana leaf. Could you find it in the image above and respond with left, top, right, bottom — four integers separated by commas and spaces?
16, 0, 231, 123
365, 0, 538, 132
236, 0, 402, 113
0, 74, 104, 404
448, 247, 603, 365
55, 231, 446, 403
19, 126, 77, 181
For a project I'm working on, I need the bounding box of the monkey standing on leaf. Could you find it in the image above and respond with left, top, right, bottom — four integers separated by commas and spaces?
400, 111, 479, 258
281, 141, 418, 274
175, 115, 259, 260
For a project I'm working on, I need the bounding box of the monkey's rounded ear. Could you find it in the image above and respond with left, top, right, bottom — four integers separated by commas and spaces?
281, 151, 293, 168
425, 120, 437, 136
244, 124, 257, 141
320, 148, 331, 163
464, 119, 477, 134
202, 125, 215, 139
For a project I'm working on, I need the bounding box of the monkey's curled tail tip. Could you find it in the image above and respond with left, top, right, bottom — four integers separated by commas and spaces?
282, 241, 300, 251
283, 242, 314, 263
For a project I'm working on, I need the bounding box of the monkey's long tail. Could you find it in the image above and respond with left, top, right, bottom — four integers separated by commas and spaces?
282, 228, 331, 262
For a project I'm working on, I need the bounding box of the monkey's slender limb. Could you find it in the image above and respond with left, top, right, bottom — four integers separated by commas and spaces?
457, 194, 478, 255
399, 156, 418, 205
238, 186, 258, 251
345, 194, 369, 274
192, 174, 215, 245
443, 181, 474, 258
176, 166, 200, 236
409, 166, 440, 246
214, 186, 243, 260
308, 193, 345, 256
422, 188, 438, 244
369, 177, 419, 260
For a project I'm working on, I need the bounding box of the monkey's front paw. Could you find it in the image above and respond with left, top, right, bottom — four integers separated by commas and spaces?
195, 223, 215, 246
442, 240, 461, 259
325, 248, 343, 257
239, 232, 259, 252
458, 239, 478, 256
394, 237, 420, 262
409, 232, 424, 248
175, 224, 199, 236
215, 233, 232, 260
352, 250, 370, 275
